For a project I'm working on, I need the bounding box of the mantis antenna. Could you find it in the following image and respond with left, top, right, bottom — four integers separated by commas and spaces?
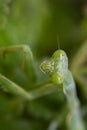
40, 49, 85, 130
57, 36, 60, 50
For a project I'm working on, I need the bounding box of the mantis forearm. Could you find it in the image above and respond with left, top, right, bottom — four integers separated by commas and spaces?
0, 73, 58, 100
1, 45, 36, 83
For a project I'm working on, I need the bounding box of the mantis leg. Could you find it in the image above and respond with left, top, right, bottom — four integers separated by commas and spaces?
0, 45, 58, 100
0, 73, 57, 100
48, 107, 67, 130
1, 45, 36, 83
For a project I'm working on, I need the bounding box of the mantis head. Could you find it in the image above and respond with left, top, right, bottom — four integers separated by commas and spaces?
40, 50, 68, 85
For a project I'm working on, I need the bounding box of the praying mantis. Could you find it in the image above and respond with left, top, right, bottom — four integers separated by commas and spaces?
0, 44, 86, 130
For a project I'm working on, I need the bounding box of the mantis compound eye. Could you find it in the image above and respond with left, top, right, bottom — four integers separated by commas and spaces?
51, 73, 64, 84
40, 59, 54, 76
52, 50, 67, 59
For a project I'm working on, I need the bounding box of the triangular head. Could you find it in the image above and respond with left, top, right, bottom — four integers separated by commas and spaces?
40, 50, 68, 85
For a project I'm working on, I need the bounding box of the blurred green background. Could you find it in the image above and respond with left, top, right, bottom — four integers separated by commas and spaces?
0, 0, 87, 130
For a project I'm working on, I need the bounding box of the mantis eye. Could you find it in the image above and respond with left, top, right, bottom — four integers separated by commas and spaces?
40, 60, 54, 76
52, 50, 66, 58
51, 73, 64, 85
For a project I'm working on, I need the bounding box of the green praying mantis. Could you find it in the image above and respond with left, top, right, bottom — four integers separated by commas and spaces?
0, 44, 86, 130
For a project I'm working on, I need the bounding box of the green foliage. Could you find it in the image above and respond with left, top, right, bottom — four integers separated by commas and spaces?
0, 0, 87, 130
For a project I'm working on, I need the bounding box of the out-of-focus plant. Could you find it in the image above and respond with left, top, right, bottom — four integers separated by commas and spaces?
0, 0, 87, 130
